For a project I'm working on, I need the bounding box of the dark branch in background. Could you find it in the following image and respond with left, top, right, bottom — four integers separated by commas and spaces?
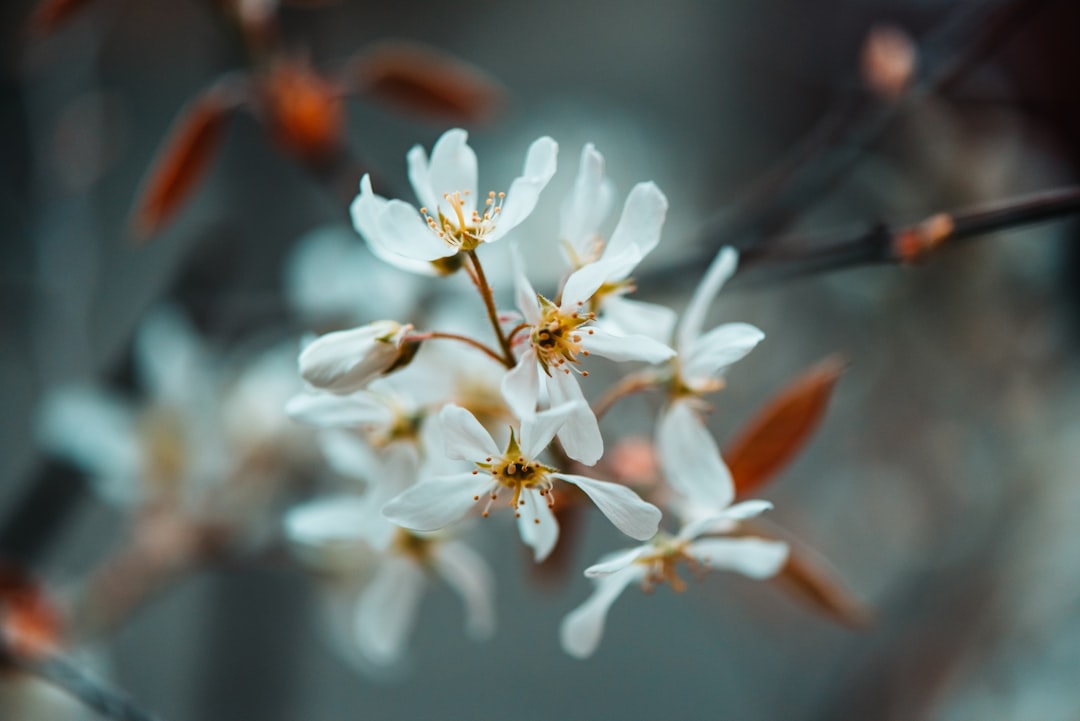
729, 186, 1080, 285
645, 0, 1057, 291
4, 649, 163, 721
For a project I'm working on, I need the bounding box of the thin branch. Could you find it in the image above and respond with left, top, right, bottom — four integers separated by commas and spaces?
405, 331, 507, 366
731, 186, 1080, 284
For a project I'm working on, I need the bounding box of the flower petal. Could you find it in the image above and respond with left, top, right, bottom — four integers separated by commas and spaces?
560, 252, 634, 310
486, 136, 558, 242
560, 143, 614, 263
519, 401, 586, 458
580, 326, 675, 364
405, 144, 436, 212
377, 200, 459, 262
438, 404, 501, 461
431, 540, 496, 640
677, 246, 737, 353
676, 499, 774, 541
501, 349, 540, 419
545, 371, 603, 466
318, 429, 380, 481
605, 181, 668, 265
656, 401, 735, 511
559, 566, 643, 659
681, 322, 764, 388
584, 545, 648, 577
134, 304, 211, 405
600, 296, 678, 344
286, 391, 392, 428
283, 495, 371, 546
382, 472, 493, 531
555, 474, 661, 541
354, 557, 426, 666
427, 128, 478, 217
511, 244, 543, 324
352, 175, 439, 276
516, 489, 560, 562
685, 537, 789, 579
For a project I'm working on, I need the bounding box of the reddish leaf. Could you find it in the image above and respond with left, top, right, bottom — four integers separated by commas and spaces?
0, 562, 64, 662
261, 58, 345, 163
29, 0, 96, 35
725, 355, 845, 497
348, 42, 504, 125
773, 544, 872, 629
131, 86, 238, 241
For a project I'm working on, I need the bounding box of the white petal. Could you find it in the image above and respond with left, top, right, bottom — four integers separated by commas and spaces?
656, 402, 735, 510
134, 304, 211, 404
432, 541, 496, 640
545, 371, 603, 466
580, 326, 675, 364
438, 404, 500, 460
516, 489, 560, 562
560, 253, 629, 310
685, 537, 789, 579
405, 144, 436, 212
501, 350, 540, 419
519, 401, 586, 459
677, 246, 738, 353
486, 136, 558, 242
298, 321, 404, 394
584, 545, 648, 577
353, 176, 439, 276
724, 499, 774, 519
600, 296, 678, 344
382, 473, 493, 531
285, 391, 392, 428
560, 143, 613, 260
559, 567, 643, 659
377, 200, 459, 262
427, 128, 478, 216
35, 385, 141, 506
682, 322, 764, 387
605, 181, 668, 264
511, 244, 542, 324
318, 429, 379, 481
354, 557, 426, 666
555, 474, 661, 541
283, 495, 371, 546
676, 500, 773, 540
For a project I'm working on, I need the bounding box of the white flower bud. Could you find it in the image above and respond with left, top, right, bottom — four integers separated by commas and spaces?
299, 321, 413, 394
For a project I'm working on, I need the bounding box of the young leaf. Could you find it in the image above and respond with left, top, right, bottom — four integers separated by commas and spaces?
347, 42, 504, 125
725, 355, 845, 497
130, 84, 240, 241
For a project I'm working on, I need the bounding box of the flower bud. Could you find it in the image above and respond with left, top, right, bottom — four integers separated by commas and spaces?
299, 321, 413, 394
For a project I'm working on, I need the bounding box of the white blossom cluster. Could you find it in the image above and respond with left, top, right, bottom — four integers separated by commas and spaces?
285, 128, 791, 667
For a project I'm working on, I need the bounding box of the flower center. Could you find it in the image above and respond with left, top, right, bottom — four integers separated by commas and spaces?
530, 297, 595, 376
420, 190, 505, 252
470, 430, 557, 521
633, 535, 703, 593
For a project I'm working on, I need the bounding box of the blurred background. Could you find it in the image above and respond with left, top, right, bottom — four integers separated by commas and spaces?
2, 0, 1080, 719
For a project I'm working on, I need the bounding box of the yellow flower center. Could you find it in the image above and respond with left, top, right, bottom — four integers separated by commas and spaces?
420, 190, 505, 252
531, 296, 595, 377
470, 430, 557, 522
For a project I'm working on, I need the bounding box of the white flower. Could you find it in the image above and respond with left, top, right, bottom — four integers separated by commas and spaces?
502, 247, 675, 465
283, 496, 495, 670
382, 403, 662, 562
671, 247, 764, 395
559, 523, 788, 659
351, 128, 558, 275
560, 144, 678, 342
299, 320, 414, 394
35, 305, 227, 509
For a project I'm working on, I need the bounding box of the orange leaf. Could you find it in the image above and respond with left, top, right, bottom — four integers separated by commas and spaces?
348, 42, 504, 125
0, 562, 64, 662
725, 355, 845, 497
28, 0, 96, 35
773, 543, 872, 629
130, 85, 238, 241
261, 58, 345, 163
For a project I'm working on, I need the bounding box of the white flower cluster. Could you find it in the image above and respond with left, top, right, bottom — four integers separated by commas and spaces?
286, 128, 790, 667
